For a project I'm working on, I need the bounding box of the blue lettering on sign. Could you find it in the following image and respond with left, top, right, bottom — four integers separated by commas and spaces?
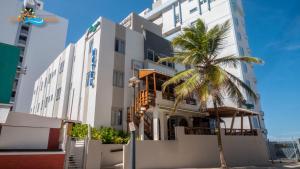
88, 48, 97, 87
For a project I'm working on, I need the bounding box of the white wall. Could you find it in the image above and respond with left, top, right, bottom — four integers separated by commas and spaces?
123, 127, 270, 169
30, 45, 75, 119
0, 112, 62, 149
14, 8, 68, 112
85, 141, 123, 169
0, 126, 50, 149
0, 0, 21, 45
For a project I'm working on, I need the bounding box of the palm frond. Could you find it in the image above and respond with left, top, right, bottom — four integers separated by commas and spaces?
224, 70, 258, 101
161, 69, 197, 92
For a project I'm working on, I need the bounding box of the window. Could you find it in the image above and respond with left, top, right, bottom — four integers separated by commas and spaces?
190, 7, 198, 14
88, 39, 94, 54
56, 88, 61, 101
112, 109, 122, 126
239, 46, 245, 56
147, 49, 154, 60
175, 14, 180, 24
237, 32, 242, 40
246, 80, 251, 87
59, 61, 65, 73
115, 39, 125, 54
234, 18, 239, 26
113, 70, 124, 88
242, 63, 248, 73
86, 71, 95, 87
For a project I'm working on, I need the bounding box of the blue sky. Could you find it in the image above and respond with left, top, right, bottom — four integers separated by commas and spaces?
43, 0, 300, 139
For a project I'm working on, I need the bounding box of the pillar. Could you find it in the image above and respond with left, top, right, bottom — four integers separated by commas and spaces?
153, 108, 160, 140
139, 115, 144, 140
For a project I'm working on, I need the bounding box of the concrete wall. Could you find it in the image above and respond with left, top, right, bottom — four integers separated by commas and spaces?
123, 127, 269, 169
85, 141, 123, 169
14, 5, 68, 112
0, 112, 61, 149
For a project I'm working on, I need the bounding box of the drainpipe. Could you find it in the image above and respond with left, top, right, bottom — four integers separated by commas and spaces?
172, 4, 176, 27
198, 0, 202, 15
208, 0, 211, 11
178, 0, 183, 24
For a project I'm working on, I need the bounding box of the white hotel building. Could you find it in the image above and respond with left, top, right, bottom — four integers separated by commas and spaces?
30, 0, 266, 139
0, 0, 68, 112
141, 0, 266, 132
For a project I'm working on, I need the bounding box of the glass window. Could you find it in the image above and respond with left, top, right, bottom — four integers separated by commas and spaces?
56, 88, 61, 101
190, 7, 198, 14
246, 80, 251, 87
115, 39, 125, 54
175, 14, 180, 24
239, 46, 245, 56
59, 61, 65, 73
88, 39, 94, 54
113, 70, 124, 88
147, 49, 154, 60
237, 32, 242, 40
234, 18, 239, 26
242, 63, 248, 73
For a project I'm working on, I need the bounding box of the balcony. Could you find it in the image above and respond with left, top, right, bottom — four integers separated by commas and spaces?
185, 127, 216, 135
18, 39, 27, 45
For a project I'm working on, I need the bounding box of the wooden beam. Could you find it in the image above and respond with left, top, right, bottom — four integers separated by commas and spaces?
146, 75, 149, 93
230, 111, 237, 134
153, 73, 157, 97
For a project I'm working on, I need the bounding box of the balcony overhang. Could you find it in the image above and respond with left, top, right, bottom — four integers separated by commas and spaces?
205, 106, 259, 117
139, 69, 171, 79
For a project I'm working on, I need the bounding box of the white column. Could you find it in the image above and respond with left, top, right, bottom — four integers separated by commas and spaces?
153, 109, 160, 141
139, 116, 144, 140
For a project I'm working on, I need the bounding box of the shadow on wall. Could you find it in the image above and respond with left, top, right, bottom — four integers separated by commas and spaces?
123, 127, 270, 169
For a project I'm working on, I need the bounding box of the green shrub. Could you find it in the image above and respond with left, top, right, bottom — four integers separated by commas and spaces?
71, 123, 88, 139
71, 124, 130, 144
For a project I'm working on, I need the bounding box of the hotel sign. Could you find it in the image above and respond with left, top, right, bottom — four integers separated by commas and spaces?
87, 48, 97, 88
88, 21, 100, 35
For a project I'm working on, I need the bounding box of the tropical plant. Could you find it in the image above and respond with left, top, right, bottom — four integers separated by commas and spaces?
71, 123, 88, 139
71, 124, 130, 144
158, 19, 263, 168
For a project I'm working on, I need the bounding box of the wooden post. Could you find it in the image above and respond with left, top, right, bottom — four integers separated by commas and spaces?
146, 75, 149, 93
241, 113, 244, 135
230, 111, 237, 134
153, 73, 157, 97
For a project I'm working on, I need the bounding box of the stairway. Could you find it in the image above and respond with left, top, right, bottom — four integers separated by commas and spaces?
67, 140, 85, 169
127, 90, 155, 140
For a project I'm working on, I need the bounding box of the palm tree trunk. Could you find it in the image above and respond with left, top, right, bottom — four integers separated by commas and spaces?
213, 100, 228, 169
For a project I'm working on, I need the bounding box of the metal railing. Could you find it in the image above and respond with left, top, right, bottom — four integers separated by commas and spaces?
224, 129, 258, 136
185, 127, 216, 135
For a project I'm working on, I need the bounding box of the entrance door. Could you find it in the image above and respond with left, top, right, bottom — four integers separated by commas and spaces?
167, 116, 188, 140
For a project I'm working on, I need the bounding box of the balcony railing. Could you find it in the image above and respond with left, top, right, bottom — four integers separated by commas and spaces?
225, 129, 258, 136
185, 127, 216, 135
162, 92, 196, 105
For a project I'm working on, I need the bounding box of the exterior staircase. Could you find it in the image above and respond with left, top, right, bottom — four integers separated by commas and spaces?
67, 140, 85, 169
127, 90, 155, 139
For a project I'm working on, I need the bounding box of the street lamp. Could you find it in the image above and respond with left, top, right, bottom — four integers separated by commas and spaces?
128, 76, 140, 169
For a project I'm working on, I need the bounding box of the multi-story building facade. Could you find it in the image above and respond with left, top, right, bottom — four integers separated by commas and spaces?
31, 12, 264, 141
140, 0, 266, 134
31, 14, 167, 130
0, 0, 68, 112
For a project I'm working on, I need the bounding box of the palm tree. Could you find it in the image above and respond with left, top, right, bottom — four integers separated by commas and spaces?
158, 19, 263, 169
